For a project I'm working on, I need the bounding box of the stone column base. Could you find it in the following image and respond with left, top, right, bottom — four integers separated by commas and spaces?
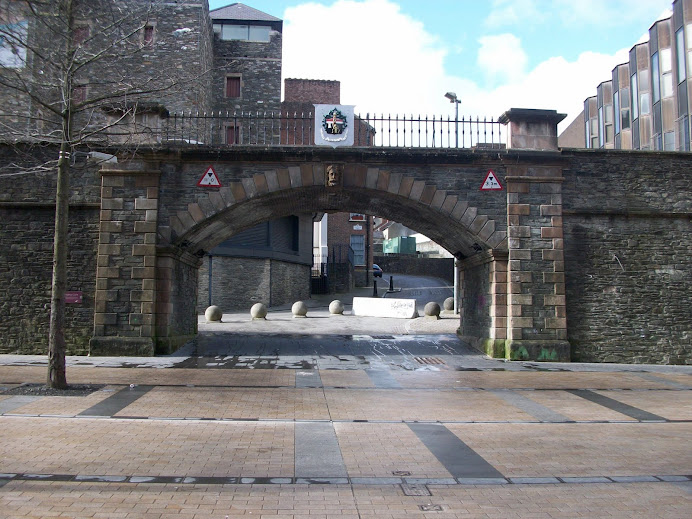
506, 340, 570, 362
457, 335, 506, 358
89, 337, 155, 356
155, 335, 197, 355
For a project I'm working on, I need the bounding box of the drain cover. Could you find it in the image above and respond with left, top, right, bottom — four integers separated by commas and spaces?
392, 470, 412, 476
419, 504, 443, 511
414, 357, 445, 365
371, 335, 395, 339
401, 483, 431, 496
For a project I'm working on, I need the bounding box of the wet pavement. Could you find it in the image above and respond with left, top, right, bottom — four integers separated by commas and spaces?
1, 281, 691, 517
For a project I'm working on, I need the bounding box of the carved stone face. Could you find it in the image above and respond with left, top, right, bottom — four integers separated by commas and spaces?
326, 164, 341, 187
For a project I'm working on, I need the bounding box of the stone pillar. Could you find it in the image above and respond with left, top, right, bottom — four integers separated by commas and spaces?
456, 250, 508, 358
89, 161, 160, 356
500, 108, 570, 361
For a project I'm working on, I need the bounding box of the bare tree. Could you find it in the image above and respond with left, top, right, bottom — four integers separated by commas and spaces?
0, 0, 207, 387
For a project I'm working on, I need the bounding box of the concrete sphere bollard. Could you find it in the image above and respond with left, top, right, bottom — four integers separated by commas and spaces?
205, 305, 223, 322
250, 302, 267, 320
292, 301, 308, 318
443, 297, 454, 312
424, 301, 441, 319
329, 300, 344, 315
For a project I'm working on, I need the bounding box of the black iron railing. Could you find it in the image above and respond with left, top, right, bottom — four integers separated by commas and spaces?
159, 111, 504, 149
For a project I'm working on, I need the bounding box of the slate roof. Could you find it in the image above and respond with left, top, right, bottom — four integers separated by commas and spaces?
210, 3, 281, 22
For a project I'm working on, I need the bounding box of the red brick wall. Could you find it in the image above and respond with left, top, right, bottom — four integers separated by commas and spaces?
284, 79, 340, 103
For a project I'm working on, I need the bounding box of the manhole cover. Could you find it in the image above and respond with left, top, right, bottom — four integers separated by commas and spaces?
414, 357, 445, 365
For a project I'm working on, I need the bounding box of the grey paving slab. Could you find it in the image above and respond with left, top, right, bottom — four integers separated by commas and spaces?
78, 385, 154, 417
489, 389, 570, 422
0, 396, 41, 414
567, 389, 667, 421
295, 422, 347, 478
295, 369, 322, 388
365, 369, 402, 388
635, 372, 691, 389
408, 423, 504, 479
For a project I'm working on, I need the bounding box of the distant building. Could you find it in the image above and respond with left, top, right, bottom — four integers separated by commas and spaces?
562, 0, 692, 151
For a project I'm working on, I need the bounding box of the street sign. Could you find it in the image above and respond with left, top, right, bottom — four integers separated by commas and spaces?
198, 166, 221, 187
480, 170, 502, 191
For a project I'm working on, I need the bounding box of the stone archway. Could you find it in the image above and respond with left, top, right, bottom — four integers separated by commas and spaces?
89, 109, 570, 362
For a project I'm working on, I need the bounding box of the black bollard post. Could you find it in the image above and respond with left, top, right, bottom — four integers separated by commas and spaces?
373, 280, 378, 297
389, 275, 394, 292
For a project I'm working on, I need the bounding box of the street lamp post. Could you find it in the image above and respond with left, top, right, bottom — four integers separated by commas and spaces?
445, 92, 460, 148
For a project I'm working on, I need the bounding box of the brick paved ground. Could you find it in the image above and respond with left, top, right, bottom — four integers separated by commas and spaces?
1, 335, 691, 518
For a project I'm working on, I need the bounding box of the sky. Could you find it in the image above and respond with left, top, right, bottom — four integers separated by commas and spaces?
209, 0, 672, 131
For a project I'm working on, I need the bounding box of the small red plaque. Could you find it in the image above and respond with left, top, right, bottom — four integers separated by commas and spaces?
65, 291, 83, 304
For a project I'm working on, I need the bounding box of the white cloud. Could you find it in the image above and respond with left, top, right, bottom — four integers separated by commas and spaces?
477, 34, 527, 84
281, 0, 630, 130
485, 0, 671, 29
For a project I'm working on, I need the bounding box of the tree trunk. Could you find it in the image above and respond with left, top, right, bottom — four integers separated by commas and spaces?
47, 142, 70, 389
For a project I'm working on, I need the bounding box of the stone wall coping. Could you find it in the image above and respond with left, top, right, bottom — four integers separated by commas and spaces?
499, 108, 567, 125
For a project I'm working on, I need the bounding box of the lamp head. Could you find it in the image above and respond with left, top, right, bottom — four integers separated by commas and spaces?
445, 92, 458, 103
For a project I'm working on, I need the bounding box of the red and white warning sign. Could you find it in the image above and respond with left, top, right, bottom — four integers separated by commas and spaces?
197, 166, 221, 187
480, 170, 502, 191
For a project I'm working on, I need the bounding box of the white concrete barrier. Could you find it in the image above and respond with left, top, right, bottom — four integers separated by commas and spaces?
352, 297, 418, 319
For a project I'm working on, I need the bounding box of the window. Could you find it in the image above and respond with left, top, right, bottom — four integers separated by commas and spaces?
652, 52, 661, 102
620, 87, 630, 130
350, 235, 365, 266
214, 23, 271, 42
225, 76, 241, 98
663, 131, 675, 151
73, 25, 89, 45
225, 124, 240, 145
604, 104, 613, 144
660, 48, 673, 98
677, 28, 686, 83
589, 118, 598, 148
598, 106, 604, 147
640, 93, 650, 115
143, 25, 155, 45
630, 73, 639, 120
349, 213, 365, 221
613, 91, 620, 134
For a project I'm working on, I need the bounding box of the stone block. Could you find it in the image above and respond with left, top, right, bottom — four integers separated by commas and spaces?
540, 204, 562, 216
102, 176, 124, 187
398, 176, 414, 197
132, 267, 156, 279
387, 173, 402, 194
507, 203, 530, 215
134, 198, 157, 210
409, 180, 425, 201
541, 226, 563, 239
299, 164, 313, 187
94, 313, 117, 325
253, 173, 268, 194
100, 221, 122, 233
366, 167, 379, 189
187, 203, 205, 223
352, 297, 418, 318
101, 198, 124, 210
132, 244, 156, 256
376, 170, 390, 191
89, 337, 154, 357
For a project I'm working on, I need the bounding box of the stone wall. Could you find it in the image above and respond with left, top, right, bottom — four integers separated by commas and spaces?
198, 256, 309, 312
562, 150, 692, 364
0, 206, 98, 354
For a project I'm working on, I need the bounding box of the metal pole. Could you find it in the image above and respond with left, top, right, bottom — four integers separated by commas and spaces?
453, 259, 459, 314
208, 254, 213, 308
454, 101, 459, 148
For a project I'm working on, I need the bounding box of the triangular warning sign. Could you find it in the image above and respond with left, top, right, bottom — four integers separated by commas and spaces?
198, 166, 221, 187
480, 170, 502, 191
